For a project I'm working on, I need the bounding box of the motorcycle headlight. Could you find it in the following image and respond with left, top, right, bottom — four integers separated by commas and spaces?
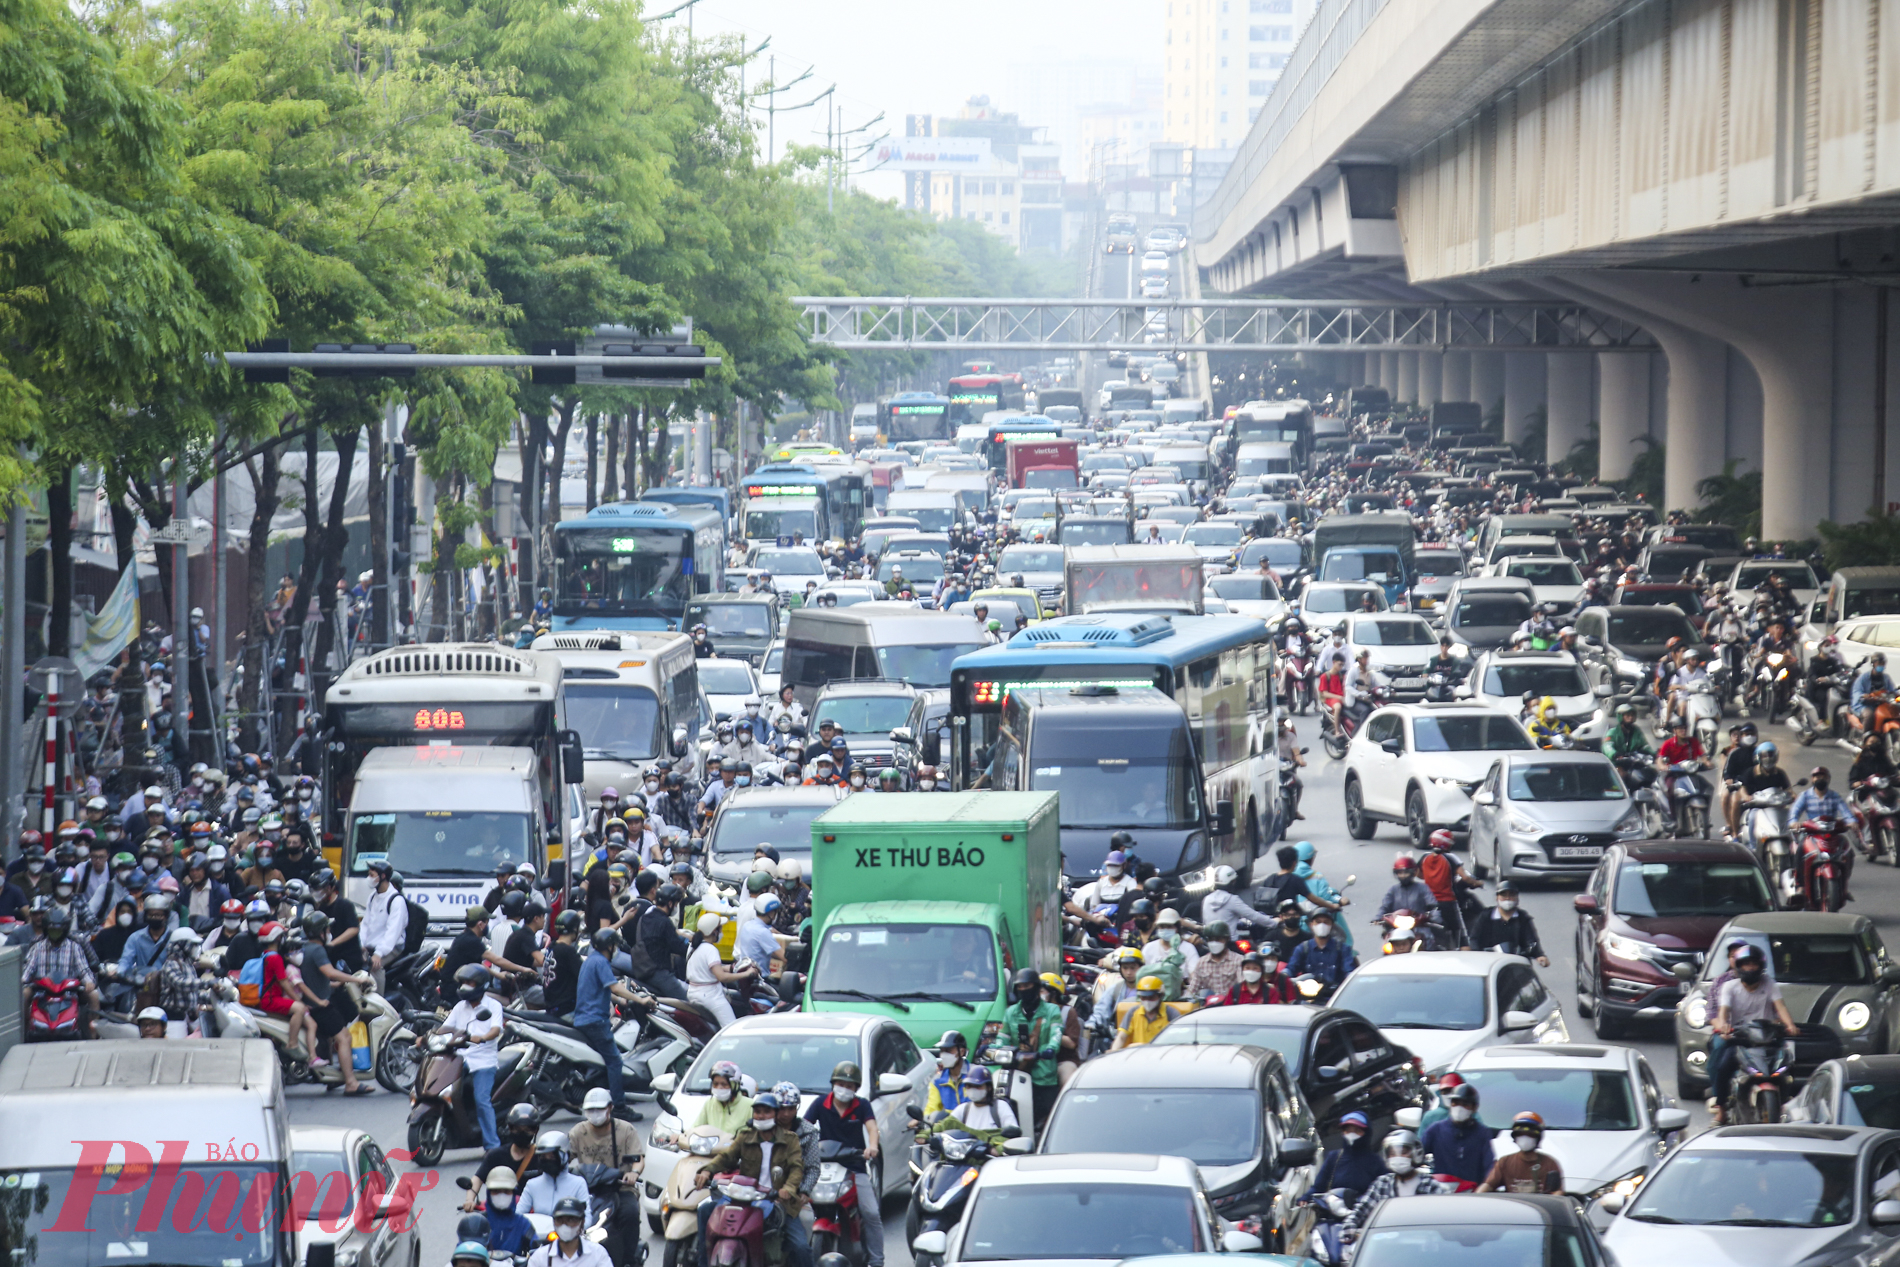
1603, 931, 1656, 963
1840, 1001, 1872, 1033
1684, 996, 1709, 1030
940, 1135, 973, 1162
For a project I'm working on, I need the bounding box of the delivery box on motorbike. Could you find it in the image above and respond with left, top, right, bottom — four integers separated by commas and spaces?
806, 791, 1061, 1051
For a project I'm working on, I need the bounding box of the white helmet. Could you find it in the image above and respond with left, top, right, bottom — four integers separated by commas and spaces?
777, 858, 802, 882
697, 912, 724, 937
1382, 1128, 1420, 1155
1212, 865, 1239, 888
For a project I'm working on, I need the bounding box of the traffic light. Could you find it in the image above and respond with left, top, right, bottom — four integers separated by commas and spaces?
598, 342, 707, 381
312, 343, 416, 378
531, 340, 577, 385
242, 339, 291, 384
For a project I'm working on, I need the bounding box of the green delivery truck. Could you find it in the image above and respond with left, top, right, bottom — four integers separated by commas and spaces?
805, 791, 1062, 1052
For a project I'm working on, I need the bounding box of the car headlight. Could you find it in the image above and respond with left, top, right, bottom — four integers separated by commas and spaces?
1507, 813, 1541, 835
1840, 1001, 1872, 1032
1684, 996, 1709, 1029
1586, 1168, 1648, 1203
1428, 776, 1472, 792
1180, 867, 1216, 895
1603, 931, 1656, 963
1612, 805, 1646, 837
1449, 643, 1469, 658
1616, 657, 1646, 679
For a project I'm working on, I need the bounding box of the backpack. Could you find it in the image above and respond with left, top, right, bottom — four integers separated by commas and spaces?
403, 897, 429, 955
236, 955, 267, 1008
1418, 851, 1455, 902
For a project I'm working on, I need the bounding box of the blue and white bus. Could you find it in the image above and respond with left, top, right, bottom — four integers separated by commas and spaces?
738, 461, 868, 543
948, 611, 1281, 897
550, 501, 726, 631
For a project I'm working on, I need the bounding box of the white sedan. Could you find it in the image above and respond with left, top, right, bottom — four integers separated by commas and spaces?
1462, 649, 1604, 730
1491, 554, 1586, 612
1328, 951, 1569, 1076
1342, 703, 1538, 848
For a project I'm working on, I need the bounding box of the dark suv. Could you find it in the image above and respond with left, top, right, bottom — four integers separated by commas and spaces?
1572, 839, 1774, 1040
1572, 604, 1701, 696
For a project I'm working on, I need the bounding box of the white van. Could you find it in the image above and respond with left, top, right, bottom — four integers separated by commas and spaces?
886, 488, 960, 534
1235, 441, 1296, 477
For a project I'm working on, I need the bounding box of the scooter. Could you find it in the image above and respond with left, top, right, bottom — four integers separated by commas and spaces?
1302, 1187, 1362, 1266
1747, 650, 1799, 723
1320, 691, 1386, 760
660, 1129, 728, 1267
27, 977, 82, 1042
1792, 816, 1853, 913
1739, 787, 1796, 899
195, 970, 263, 1040
702, 1173, 774, 1267
249, 981, 404, 1091
575, 1161, 646, 1267
1680, 679, 1721, 751
405, 1026, 538, 1165
808, 1142, 868, 1265
1662, 761, 1713, 839
1282, 653, 1314, 715
904, 1111, 1014, 1267
1373, 909, 1439, 954
1855, 777, 1900, 863
1726, 1017, 1796, 1124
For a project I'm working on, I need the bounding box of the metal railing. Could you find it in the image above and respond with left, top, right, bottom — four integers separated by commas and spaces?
793, 297, 1656, 352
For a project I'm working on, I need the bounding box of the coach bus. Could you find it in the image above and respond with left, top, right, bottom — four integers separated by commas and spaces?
881, 392, 953, 444
737, 461, 868, 544
946, 373, 1027, 427
947, 611, 1281, 895
550, 500, 726, 631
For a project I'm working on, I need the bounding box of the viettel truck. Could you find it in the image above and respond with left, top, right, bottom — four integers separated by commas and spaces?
805, 791, 1061, 1056
1005, 435, 1080, 489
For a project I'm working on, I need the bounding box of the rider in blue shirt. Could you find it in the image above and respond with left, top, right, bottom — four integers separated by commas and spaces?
482, 1169, 538, 1255
1790, 766, 1858, 826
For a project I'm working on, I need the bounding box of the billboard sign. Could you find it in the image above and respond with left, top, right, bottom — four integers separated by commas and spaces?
867, 138, 992, 171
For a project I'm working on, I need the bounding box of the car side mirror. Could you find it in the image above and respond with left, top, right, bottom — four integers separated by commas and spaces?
306, 1245, 336, 1267
1315, 1064, 1343, 1082
376, 1191, 413, 1222
1653, 1107, 1690, 1134
1276, 1138, 1317, 1168
1393, 1107, 1422, 1131
1875, 1199, 1900, 1227
1597, 1191, 1626, 1215
1501, 1009, 1538, 1033
1882, 965, 1900, 988
911, 1231, 949, 1257
1595, 683, 1614, 697
889, 727, 915, 748
652, 1072, 678, 1095
1380, 739, 1403, 756
1002, 1137, 1032, 1154
1671, 961, 1697, 981
1572, 894, 1599, 915
877, 1072, 911, 1097
1221, 1230, 1265, 1254
1472, 791, 1496, 807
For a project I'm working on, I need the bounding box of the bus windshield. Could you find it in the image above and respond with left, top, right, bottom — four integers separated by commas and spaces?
744, 501, 820, 542
1026, 722, 1201, 829
349, 809, 535, 876
565, 683, 664, 759
554, 527, 692, 616
886, 403, 949, 443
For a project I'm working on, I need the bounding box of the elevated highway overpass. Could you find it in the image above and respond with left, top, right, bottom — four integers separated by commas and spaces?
1195, 0, 1900, 540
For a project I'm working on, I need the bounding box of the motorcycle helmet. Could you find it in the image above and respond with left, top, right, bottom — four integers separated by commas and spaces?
1391, 851, 1418, 878
505, 1101, 539, 1141
1509, 1111, 1545, 1142
1428, 828, 1455, 852
1212, 864, 1239, 888
451, 1243, 490, 1267
41, 906, 71, 942
532, 1130, 570, 1169
1126, 898, 1155, 920
300, 909, 331, 939
463, 905, 489, 928
656, 882, 685, 907
453, 963, 490, 1003
500, 891, 529, 919
283, 879, 310, 905
696, 912, 723, 938
960, 1065, 994, 1090
220, 897, 245, 919
591, 927, 621, 954
1135, 975, 1165, 1000
1756, 741, 1780, 769
829, 1061, 863, 1088
1107, 830, 1137, 853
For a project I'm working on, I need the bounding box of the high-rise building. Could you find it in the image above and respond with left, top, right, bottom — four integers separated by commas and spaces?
1163, 0, 1317, 151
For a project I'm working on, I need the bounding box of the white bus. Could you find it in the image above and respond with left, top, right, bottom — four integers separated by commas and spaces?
533, 630, 707, 798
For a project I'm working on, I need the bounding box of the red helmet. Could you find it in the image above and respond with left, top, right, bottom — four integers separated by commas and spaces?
1392, 851, 1418, 875
258, 921, 285, 944
1428, 829, 1455, 852
220, 898, 245, 917
1437, 1072, 1465, 1090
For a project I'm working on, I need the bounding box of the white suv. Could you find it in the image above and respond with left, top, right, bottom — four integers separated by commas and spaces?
1343, 703, 1538, 849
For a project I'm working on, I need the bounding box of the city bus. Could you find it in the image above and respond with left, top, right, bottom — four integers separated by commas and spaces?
550, 500, 726, 631
533, 630, 705, 796
947, 611, 1281, 894
319, 644, 584, 925
881, 392, 953, 444
1231, 400, 1313, 472
738, 461, 868, 543
946, 373, 1027, 427
981, 416, 1062, 476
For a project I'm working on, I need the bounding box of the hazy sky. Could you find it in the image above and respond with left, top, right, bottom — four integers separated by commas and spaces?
682, 0, 1163, 197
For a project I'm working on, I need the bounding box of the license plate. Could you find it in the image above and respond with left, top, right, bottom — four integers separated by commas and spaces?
1394, 677, 1424, 688
1554, 845, 1603, 860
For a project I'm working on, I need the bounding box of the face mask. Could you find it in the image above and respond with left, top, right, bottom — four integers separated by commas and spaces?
938, 1052, 958, 1068
832, 1084, 856, 1103
118, 912, 134, 927
1141, 996, 1161, 1013
1386, 1155, 1415, 1175
140, 857, 159, 872
26, 860, 43, 874
968, 1087, 990, 1102
713, 1086, 733, 1103
56, 885, 72, 899
257, 853, 273, 867
849, 775, 864, 788
1241, 968, 1263, 984
736, 776, 751, 787
1342, 1132, 1364, 1146
1104, 865, 1123, 879
1206, 941, 1226, 956
751, 1116, 776, 1132
288, 951, 304, 965
555, 1225, 580, 1243
114, 868, 132, 882
491, 1194, 513, 1211
1498, 899, 1518, 912
919, 779, 935, 792
645, 781, 660, 794
585, 1109, 610, 1127
1514, 1135, 1538, 1154
1449, 1106, 1473, 1123
1311, 922, 1332, 938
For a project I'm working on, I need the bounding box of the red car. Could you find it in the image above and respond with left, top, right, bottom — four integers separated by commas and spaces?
1572, 838, 1774, 1040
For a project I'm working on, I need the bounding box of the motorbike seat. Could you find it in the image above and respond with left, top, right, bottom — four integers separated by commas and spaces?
673, 999, 725, 1025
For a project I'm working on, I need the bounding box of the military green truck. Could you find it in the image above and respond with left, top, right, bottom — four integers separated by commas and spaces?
804, 790, 1062, 1053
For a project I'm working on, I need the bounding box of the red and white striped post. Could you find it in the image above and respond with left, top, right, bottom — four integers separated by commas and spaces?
40, 669, 58, 833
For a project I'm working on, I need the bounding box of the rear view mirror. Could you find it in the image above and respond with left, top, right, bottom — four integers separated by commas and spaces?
911, 1231, 948, 1257
1881, 965, 1900, 988
876, 1072, 912, 1097
560, 729, 586, 784
1501, 1009, 1538, 1033
1874, 1199, 1900, 1227
652, 1072, 678, 1095
922, 731, 942, 766
1471, 791, 1496, 807
889, 726, 914, 747
306, 1246, 336, 1267
672, 726, 689, 758
1671, 961, 1696, 981
1653, 1107, 1690, 1134
1221, 1230, 1264, 1253
1597, 1191, 1626, 1215
1213, 801, 1236, 836
1276, 1138, 1317, 1168
1595, 683, 1614, 698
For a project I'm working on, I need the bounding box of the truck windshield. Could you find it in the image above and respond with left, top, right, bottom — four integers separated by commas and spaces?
565, 683, 664, 759
349, 810, 535, 876
812, 923, 999, 1002
1025, 469, 1077, 490
1059, 521, 1133, 547
0, 1164, 280, 1267
1320, 551, 1404, 582
1027, 724, 1201, 829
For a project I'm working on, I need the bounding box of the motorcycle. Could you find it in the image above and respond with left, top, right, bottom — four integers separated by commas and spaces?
904, 1109, 1015, 1267
1282, 652, 1314, 715
575, 1161, 646, 1267
405, 1026, 538, 1165
1738, 786, 1796, 898
1373, 909, 1439, 954
1612, 756, 1667, 836
702, 1173, 775, 1267
1727, 1017, 1796, 1125
379, 946, 446, 1015
1791, 664, 1850, 746
808, 1142, 868, 1265
246, 980, 404, 1090
1792, 816, 1853, 913
1855, 777, 1900, 863
660, 1129, 729, 1267
1320, 689, 1387, 760
1661, 761, 1713, 839
1679, 679, 1721, 751
1277, 752, 1306, 840
1747, 650, 1799, 723
27, 977, 82, 1042
1423, 671, 1458, 704
1303, 1187, 1361, 1266
196, 970, 264, 1041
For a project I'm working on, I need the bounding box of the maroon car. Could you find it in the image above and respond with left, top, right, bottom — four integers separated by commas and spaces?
1610, 582, 1708, 632
1572, 838, 1774, 1039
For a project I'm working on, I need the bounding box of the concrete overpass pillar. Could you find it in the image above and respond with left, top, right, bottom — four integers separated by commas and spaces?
1503, 353, 1546, 448
1547, 355, 1592, 467
1597, 354, 1651, 483
1397, 353, 1419, 405
1472, 352, 1505, 420
1378, 351, 1398, 393
1419, 354, 1443, 406
1442, 352, 1471, 402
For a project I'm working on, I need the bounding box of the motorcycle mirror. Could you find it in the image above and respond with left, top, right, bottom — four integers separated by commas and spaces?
906, 1104, 924, 1122
1671, 961, 1696, 981
911, 1232, 949, 1257
1000, 1125, 1023, 1139
456, 1176, 475, 1190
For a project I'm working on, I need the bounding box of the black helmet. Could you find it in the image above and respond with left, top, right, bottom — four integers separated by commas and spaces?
552, 1197, 588, 1222
300, 909, 332, 938
590, 927, 621, 955
1128, 897, 1155, 918
554, 909, 583, 936
1108, 830, 1137, 852
42, 906, 71, 940
505, 1101, 540, 1135
501, 891, 529, 918
453, 963, 490, 1002
656, 882, 685, 906
1141, 875, 1165, 897
1010, 968, 1041, 998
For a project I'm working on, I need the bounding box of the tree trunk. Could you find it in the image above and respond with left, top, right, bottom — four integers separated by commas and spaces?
367, 418, 387, 648
236, 445, 282, 756
602, 414, 619, 504
306, 425, 359, 725
279, 426, 323, 755
107, 479, 150, 780
46, 463, 73, 656
585, 412, 599, 511
647, 407, 671, 489
517, 412, 547, 614
630, 406, 647, 496
545, 398, 575, 544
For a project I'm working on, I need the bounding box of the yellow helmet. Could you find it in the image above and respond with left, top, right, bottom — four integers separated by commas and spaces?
1136, 975, 1165, 995
1039, 971, 1065, 993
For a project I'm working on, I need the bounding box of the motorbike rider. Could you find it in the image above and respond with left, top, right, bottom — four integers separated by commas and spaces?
999, 968, 1064, 1129
1064, 842, 1141, 930
480, 1167, 539, 1258
768, 1081, 821, 1267
925, 1030, 970, 1115
1802, 635, 1852, 732
1199, 864, 1278, 934
1602, 702, 1655, 785
1525, 696, 1572, 749
1665, 648, 1712, 731
938, 1065, 1019, 1143
1341, 1131, 1452, 1245
1478, 1113, 1564, 1194
1710, 943, 1799, 1124
1313, 1110, 1383, 1194
1425, 636, 1467, 685
1466, 881, 1547, 965
520, 1130, 590, 1216
1419, 830, 1478, 949
803, 1065, 882, 1267
527, 1196, 612, 1267
694, 1060, 757, 1135
1850, 731, 1899, 847
1376, 853, 1436, 944
1721, 723, 1761, 838
469, 1102, 543, 1210
1087, 946, 1145, 1035
1655, 716, 1709, 805
1263, 899, 1311, 963
1184, 921, 1242, 1001
1343, 650, 1386, 728
1420, 1084, 1494, 1191
1111, 974, 1187, 1049
569, 1084, 645, 1190
1852, 651, 1896, 734
1286, 909, 1356, 990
